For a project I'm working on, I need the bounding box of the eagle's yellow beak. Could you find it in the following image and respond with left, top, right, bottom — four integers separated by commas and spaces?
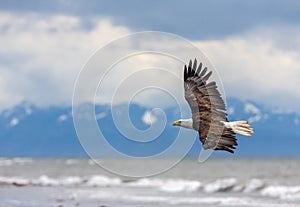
172, 121, 181, 126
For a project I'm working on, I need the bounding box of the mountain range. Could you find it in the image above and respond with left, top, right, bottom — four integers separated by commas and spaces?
0, 98, 299, 157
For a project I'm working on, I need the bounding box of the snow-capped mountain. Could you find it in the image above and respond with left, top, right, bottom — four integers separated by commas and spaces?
0, 98, 299, 157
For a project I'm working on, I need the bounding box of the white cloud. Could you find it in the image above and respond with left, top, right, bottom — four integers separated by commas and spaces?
1, 12, 300, 113
198, 27, 300, 112
0, 12, 130, 110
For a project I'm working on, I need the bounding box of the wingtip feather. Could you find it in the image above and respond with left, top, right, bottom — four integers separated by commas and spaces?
193, 58, 197, 71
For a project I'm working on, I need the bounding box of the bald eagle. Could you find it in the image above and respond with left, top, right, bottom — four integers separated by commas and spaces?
172, 59, 253, 153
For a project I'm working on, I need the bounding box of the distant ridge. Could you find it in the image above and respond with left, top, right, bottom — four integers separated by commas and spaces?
0, 98, 299, 157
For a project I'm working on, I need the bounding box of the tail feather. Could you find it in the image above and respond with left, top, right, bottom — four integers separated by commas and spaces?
223, 120, 254, 136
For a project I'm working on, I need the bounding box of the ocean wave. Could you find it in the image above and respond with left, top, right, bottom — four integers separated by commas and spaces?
244, 178, 266, 193
90, 193, 248, 205
128, 178, 202, 193
203, 178, 237, 193
0, 158, 33, 166
0, 175, 121, 187
65, 159, 79, 165
0, 175, 299, 201
88, 192, 287, 207
0, 176, 30, 186
261, 185, 300, 201
86, 175, 122, 187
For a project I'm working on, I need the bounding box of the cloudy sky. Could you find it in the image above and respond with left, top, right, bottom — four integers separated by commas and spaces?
1, 0, 300, 113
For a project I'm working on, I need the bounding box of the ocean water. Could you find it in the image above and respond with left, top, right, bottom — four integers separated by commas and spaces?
0, 157, 299, 207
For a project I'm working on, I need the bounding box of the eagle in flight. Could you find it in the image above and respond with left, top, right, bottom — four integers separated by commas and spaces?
172, 59, 254, 153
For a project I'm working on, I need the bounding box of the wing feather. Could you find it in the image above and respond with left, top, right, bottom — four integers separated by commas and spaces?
196, 62, 202, 74
199, 67, 207, 77
192, 58, 197, 71
184, 59, 237, 153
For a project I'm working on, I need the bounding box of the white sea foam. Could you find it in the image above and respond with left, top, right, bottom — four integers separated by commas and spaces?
1, 173, 300, 203
60, 176, 82, 186
127, 178, 164, 187
0, 176, 30, 186
0, 158, 33, 166
128, 178, 201, 193
86, 175, 122, 187
88, 159, 96, 165
32, 175, 60, 186
159, 179, 201, 193
1, 175, 78, 187
0, 175, 121, 187
243, 178, 266, 193
12, 158, 33, 164
88, 191, 287, 207
0, 159, 14, 166
203, 178, 237, 193
65, 159, 78, 165
261, 185, 300, 201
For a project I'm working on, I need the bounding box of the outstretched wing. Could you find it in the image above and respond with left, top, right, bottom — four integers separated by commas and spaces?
184, 59, 237, 153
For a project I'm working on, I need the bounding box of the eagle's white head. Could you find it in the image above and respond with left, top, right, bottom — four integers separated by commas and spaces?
172, 118, 194, 129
